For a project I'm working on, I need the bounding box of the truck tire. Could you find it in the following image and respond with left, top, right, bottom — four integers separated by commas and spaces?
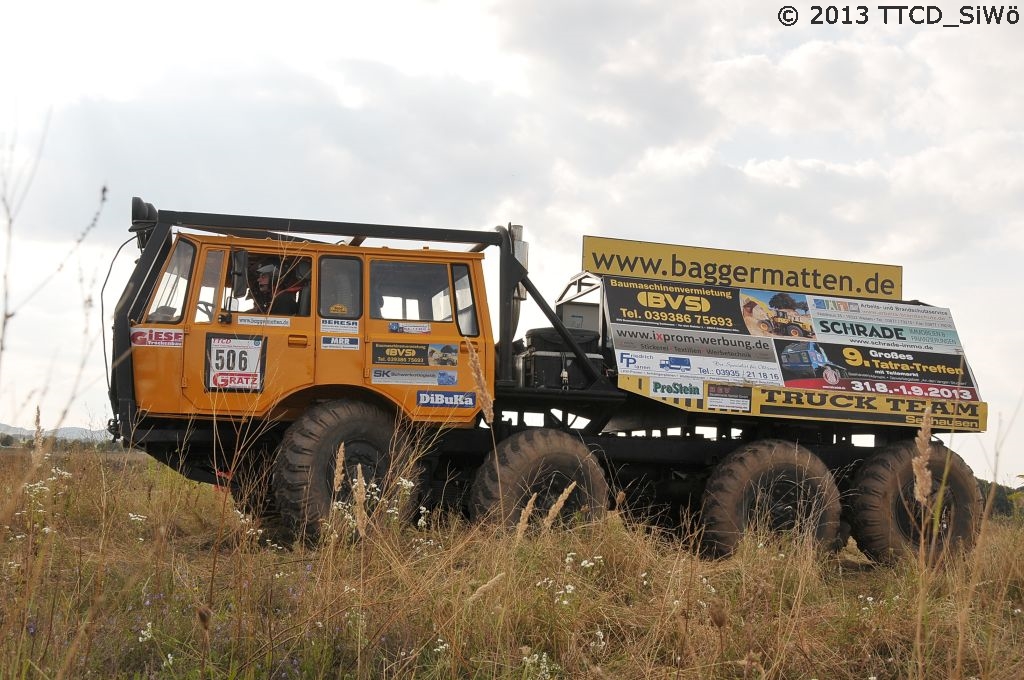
850, 441, 981, 564
469, 429, 609, 526
273, 400, 405, 545
701, 439, 841, 557
784, 324, 804, 337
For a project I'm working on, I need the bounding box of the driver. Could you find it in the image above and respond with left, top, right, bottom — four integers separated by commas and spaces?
253, 263, 299, 315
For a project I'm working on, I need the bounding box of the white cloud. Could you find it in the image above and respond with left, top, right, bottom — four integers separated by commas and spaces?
902, 27, 1024, 135
743, 157, 820, 189
702, 40, 929, 139
2, 0, 1022, 480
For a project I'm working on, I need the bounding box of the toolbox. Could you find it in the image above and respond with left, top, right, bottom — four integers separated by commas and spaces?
517, 349, 606, 390
524, 327, 600, 354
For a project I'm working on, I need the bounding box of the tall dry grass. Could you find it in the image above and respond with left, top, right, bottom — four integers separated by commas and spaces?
1, 442, 1022, 679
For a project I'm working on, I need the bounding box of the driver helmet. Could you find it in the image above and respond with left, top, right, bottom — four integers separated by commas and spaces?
256, 263, 279, 293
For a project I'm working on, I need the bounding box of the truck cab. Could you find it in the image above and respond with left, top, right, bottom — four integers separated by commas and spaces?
121, 231, 493, 429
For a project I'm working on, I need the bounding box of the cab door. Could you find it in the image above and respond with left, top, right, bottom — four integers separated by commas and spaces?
130, 237, 196, 416
313, 255, 365, 391
364, 258, 484, 424
180, 247, 315, 417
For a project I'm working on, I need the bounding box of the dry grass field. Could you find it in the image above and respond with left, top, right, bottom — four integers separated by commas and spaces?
1, 443, 1022, 679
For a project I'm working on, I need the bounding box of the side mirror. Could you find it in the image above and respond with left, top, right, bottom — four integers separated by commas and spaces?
230, 250, 249, 296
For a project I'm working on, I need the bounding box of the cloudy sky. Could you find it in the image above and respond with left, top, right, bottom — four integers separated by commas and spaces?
1, 0, 1021, 481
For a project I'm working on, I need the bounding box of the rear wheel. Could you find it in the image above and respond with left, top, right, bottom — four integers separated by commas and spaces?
274, 400, 416, 545
469, 429, 608, 527
851, 441, 981, 564
701, 439, 841, 557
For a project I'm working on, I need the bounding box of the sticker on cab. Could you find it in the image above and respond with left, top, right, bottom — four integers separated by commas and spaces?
320, 319, 359, 334
388, 322, 431, 334
416, 391, 476, 408
321, 336, 360, 350
130, 328, 184, 347
237, 315, 291, 328
205, 334, 266, 392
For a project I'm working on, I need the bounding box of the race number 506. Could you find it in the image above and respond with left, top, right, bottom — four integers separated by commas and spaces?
213, 347, 250, 371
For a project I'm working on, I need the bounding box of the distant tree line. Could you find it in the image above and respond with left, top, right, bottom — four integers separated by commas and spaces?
0, 434, 121, 452
976, 478, 1024, 518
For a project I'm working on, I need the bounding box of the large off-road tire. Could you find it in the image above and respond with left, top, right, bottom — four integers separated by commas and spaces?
273, 400, 404, 545
469, 429, 609, 526
850, 441, 982, 564
784, 324, 804, 337
701, 439, 841, 557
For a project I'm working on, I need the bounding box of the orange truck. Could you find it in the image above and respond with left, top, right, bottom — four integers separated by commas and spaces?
109, 199, 985, 561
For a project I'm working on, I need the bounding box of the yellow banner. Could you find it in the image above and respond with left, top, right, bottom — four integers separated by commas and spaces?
753, 386, 986, 431
584, 235, 903, 300
616, 377, 986, 432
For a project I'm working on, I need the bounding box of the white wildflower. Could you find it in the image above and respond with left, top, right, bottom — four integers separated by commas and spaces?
417, 506, 429, 529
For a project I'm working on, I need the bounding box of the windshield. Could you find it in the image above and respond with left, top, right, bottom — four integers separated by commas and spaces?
145, 239, 196, 323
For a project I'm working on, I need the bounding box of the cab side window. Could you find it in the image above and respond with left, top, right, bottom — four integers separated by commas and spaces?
319, 257, 362, 318
452, 264, 478, 337
224, 254, 312, 316
194, 250, 225, 323
370, 261, 452, 322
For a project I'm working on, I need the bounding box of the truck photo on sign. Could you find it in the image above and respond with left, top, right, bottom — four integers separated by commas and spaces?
775, 339, 978, 400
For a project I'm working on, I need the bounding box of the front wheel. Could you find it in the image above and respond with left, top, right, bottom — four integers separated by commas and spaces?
469, 429, 609, 527
850, 441, 981, 564
701, 439, 841, 557
274, 400, 414, 545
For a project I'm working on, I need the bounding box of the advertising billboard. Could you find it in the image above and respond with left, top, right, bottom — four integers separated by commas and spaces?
602, 273, 985, 432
